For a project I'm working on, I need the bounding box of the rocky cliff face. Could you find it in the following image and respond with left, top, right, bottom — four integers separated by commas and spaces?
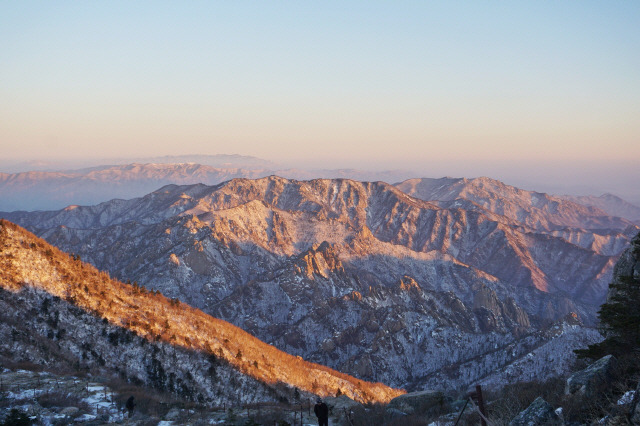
1, 176, 623, 390
609, 232, 640, 282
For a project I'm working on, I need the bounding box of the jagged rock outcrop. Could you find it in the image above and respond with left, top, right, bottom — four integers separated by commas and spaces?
472, 285, 530, 333
609, 232, 640, 281
509, 397, 561, 426
565, 355, 618, 398
386, 390, 451, 417
324, 395, 365, 419
294, 241, 345, 279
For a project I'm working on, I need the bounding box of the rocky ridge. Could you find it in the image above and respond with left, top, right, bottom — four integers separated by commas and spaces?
0, 176, 621, 391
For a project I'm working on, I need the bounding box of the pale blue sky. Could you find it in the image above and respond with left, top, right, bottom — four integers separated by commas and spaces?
1, 1, 639, 199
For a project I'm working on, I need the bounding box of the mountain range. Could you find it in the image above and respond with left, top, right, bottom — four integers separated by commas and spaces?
0, 154, 275, 174
3, 174, 630, 391
0, 158, 416, 211
560, 193, 640, 223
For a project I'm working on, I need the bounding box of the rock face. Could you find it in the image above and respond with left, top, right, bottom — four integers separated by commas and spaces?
509, 397, 561, 426
323, 395, 365, 419
472, 286, 530, 333
1, 176, 627, 390
565, 355, 618, 398
386, 390, 450, 417
609, 232, 640, 282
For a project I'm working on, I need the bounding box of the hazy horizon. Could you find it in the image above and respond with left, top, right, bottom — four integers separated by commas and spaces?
1, 2, 638, 203
1, 153, 639, 206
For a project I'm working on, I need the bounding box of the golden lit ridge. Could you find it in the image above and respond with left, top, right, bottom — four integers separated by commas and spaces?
0, 219, 404, 404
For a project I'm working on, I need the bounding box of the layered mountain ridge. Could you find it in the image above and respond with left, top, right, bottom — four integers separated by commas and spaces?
395, 177, 636, 232
1, 175, 622, 391
561, 193, 640, 223
0, 162, 416, 212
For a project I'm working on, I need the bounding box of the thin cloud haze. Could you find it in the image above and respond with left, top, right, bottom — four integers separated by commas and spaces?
1, 2, 638, 202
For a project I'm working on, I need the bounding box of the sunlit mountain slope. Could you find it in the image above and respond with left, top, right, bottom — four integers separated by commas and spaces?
0, 219, 403, 404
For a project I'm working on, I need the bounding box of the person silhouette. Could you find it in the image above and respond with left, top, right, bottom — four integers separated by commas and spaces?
314, 398, 329, 426
125, 395, 136, 418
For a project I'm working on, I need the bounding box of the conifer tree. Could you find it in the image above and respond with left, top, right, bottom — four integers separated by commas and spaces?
576, 275, 640, 361
576, 236, 640, 361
